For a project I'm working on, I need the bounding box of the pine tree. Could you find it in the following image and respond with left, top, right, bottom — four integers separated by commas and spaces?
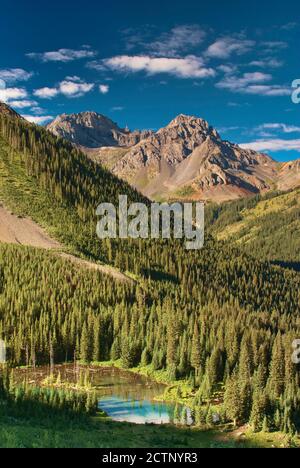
80, 323, 90, 363
92, 318, 101, 362
224, 372, 242, 427
250, 390, 267, 432
268, 334, 285, 399
191, 321, 201, 376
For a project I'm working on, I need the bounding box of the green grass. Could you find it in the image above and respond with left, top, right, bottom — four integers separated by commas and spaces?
0, 414, 230, 449
206, 189, 300, 263
1, 413, 299, 448
0, 138, 79, 255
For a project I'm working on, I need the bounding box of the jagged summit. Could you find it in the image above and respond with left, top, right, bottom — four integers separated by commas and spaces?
46, 109, 300, 202
46, 111, 153, 148
167, 114, 208, 127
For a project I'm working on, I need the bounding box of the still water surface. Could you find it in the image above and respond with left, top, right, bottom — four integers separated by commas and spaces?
15, 365, 191, 425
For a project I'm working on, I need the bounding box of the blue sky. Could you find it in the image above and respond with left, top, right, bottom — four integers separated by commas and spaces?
0, 0, 299, 161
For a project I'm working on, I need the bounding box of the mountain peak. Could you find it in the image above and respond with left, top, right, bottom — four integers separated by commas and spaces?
167, 114, 207, 127
51, 111, 118, 128
46, 111, 153, 148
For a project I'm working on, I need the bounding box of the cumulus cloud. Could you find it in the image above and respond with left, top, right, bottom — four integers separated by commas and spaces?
216, 72, 290, 96
22, 115, 54, 125
0, 68, 33, 83
240, 139, 300, 152
27, 47, 97, 63
33, 87, 59, 99
99, 84, 109, 94
33, 78, 94, 99
59, 79, 94, 97
206, 37, 255, 58
0, 87, 28, 103
217, 71, 270, 89
8, 100, 38, 109
97, 55, 215, 79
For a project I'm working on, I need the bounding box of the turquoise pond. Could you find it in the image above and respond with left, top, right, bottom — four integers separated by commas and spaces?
95, 368, 191, 425
14, 364, 192, 425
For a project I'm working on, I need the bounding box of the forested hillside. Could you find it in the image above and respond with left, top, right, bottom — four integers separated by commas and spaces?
1, 240, 300, 433
0, 110, 300, 435
206, 189, 300, 265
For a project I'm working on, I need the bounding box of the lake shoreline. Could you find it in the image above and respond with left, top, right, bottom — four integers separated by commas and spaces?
8, 362, 300, 448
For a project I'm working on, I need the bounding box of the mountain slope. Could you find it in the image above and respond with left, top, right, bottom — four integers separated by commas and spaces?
47, 112, 300, 203
113, 115, 279, 202
2, 102, 300, 437
206, 188, 300, 264
0, 102, 150, 276
47, 111, 153, 148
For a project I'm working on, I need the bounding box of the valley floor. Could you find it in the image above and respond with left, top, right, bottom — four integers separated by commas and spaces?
10, 362, 298, 449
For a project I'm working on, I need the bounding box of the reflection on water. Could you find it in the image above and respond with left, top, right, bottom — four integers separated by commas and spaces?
99, 397, 177, 424
94, 368, 191, 425
13, 364, 192, 426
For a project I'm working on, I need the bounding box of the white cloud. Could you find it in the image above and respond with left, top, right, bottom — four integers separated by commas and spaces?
22, 115, 53, 125
0, 87, 28, 103
206, 37, 255, 58
30, 106, 46, 115
59, 79, 94, 97
244, 85, 290, 96
261, 41, 287, 50
8, 100, 38, 109
33, 87, 59, 99
216, 72, 290, 96
64, 75, 82, 82
27, 48, 97, 63
217, 126, 242, 134
122, 24, 206, 57
0, 68, 33, 83
100, 55, 215, 79
33, 78, 94, 99
99, 84, 109, 94
257, 123, 300, 134
147, 25, 206, 57
217, 72, 270, 89
240, 139, 300, 152
217, 64, 238, 74
248, 58, 283, 69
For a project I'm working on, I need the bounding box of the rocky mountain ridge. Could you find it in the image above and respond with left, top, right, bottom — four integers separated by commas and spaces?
4, 104, 300, 202
46, 111, 153, 148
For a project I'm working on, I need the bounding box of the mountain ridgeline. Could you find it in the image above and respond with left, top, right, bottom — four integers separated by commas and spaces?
47, 111, 300, 203
0, 102, 300, 436
47, 111, 153, 148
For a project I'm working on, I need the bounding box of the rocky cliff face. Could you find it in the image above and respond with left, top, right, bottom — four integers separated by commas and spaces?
111, 114, 279, 201
46, 111, 153, 148
46, 110, 300, 202
277, 159, 300, 191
